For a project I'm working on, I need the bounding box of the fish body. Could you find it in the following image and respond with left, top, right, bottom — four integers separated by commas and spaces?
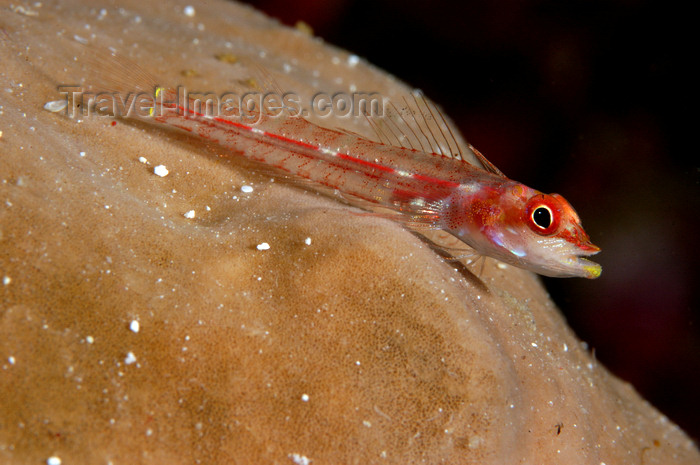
95, 80, 600, 278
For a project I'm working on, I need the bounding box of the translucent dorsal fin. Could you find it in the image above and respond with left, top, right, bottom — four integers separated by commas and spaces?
468, 143, 505, 177
74, 45, 161, 97
214, 57, 505, 178
215, 56, 298, 117
368, 90, 504, 175
237, 57, 284, 94
368, 91, 460, 158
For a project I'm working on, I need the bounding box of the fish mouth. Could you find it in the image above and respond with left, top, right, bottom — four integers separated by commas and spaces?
570, 244, 601, 279
574, 256, 602, 279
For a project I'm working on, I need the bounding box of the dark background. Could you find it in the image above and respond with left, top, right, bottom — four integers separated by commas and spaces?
240, 0, 699, 440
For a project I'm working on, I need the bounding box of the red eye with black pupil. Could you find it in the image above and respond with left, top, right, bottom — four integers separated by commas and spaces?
532, 206, 552, 229
525, 195, 561, 235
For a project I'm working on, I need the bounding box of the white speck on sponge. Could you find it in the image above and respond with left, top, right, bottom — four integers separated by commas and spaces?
79, 151, 86, 157
301, 393, 309, 402
44, 100, 67, 112
241, 185, 253, 193
184, 5, 195, 17
47, 457, 62, 465
304, 237, 312, 246
8, 356, 15, 365
153, 165, 169, 177
184, 210, 196, 219
86, 335, 94, 344
2, 276, 10, 285
124, 352, 137, 365
289, 453, 311, 465
348, 54, 360, 67
129, 320, 140, 333
256, 242, 270, 251
138, 156, 148, 164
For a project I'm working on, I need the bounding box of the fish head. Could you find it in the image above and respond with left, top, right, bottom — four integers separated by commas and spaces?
510, 190, 602, 278
450, 183, 601, 279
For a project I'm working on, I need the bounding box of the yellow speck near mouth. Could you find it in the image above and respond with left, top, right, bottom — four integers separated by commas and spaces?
585, 263, 602, 279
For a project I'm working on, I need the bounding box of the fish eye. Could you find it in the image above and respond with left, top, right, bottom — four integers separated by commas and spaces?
532, 206, 552, 229
525, 195, 561, 235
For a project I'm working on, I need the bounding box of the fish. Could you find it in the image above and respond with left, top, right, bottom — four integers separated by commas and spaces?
75, 51, 601, 279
